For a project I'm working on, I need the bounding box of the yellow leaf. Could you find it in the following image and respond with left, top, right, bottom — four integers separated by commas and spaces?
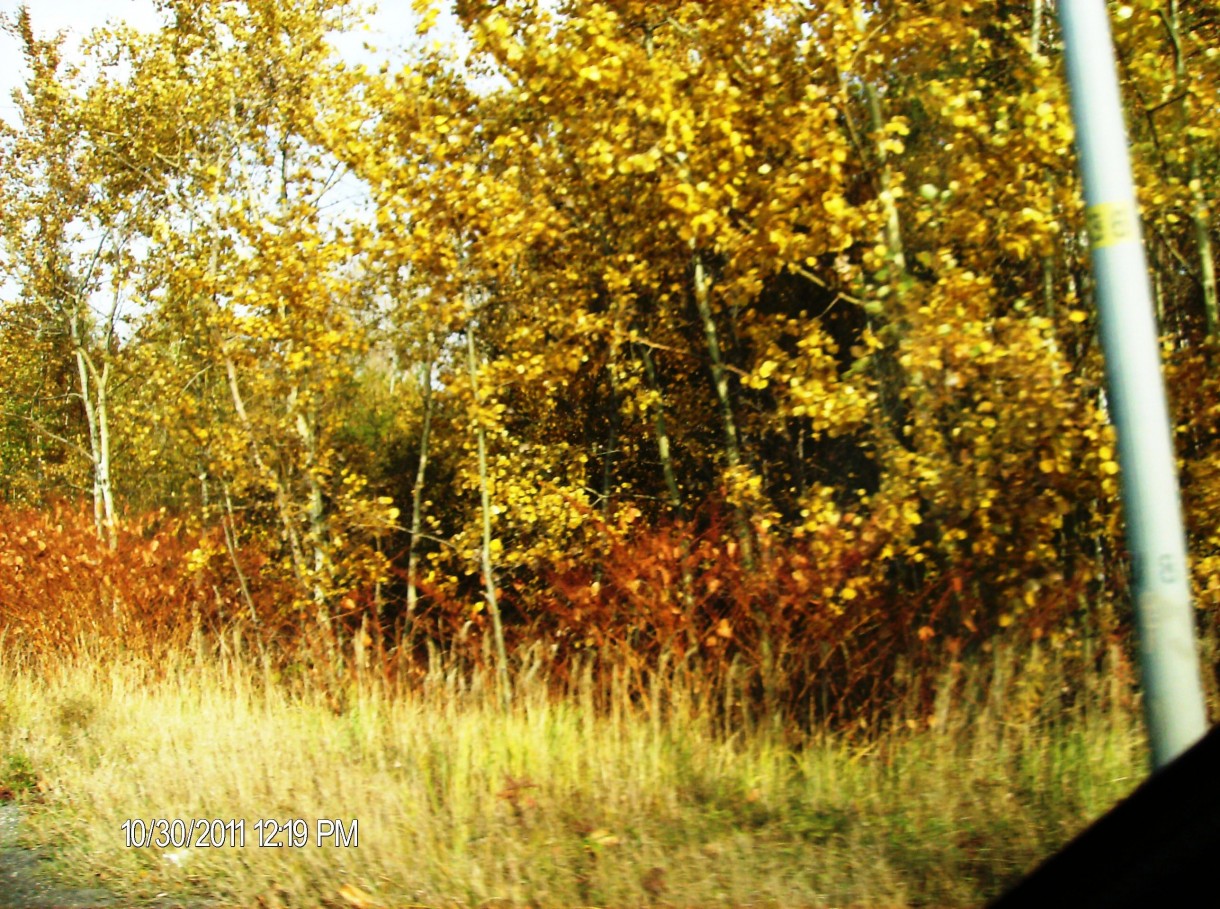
823, 193, 848, 218
338, 884, 378, 908
484, 13, 511, 39
586, 828, 621, 847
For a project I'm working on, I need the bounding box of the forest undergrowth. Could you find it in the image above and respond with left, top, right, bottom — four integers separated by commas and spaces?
1, 502, 1209, 909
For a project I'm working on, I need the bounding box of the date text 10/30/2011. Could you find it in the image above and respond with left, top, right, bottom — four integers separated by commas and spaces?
121, 818, 359, 849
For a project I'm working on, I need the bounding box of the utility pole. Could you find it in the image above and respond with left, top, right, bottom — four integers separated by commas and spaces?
1057, 0, 1208, 770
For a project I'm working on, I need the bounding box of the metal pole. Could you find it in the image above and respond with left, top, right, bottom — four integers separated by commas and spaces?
1057, 0, 1208, 769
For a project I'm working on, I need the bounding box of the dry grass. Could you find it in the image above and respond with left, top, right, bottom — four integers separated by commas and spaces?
0, 633, 1148, 908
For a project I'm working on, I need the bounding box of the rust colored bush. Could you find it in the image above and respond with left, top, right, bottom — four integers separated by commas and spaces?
0, 502, 288, 662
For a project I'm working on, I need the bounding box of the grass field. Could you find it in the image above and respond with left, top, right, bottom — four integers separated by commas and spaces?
0, 634, 1151, 908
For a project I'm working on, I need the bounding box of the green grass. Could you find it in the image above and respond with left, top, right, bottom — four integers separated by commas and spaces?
0, 635, 1149, 908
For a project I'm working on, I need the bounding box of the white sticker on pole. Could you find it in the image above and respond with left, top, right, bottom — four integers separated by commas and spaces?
1085, 200, 1139, 249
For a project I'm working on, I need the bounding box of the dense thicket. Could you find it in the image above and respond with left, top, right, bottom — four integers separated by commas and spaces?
1, 0, 1217, 718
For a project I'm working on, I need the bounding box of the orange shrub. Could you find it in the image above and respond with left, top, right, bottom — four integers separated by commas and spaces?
0, 502, 285, 662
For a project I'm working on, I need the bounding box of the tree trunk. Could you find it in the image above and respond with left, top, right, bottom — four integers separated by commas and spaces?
691, 249, 755, 567
863, 81, 907, 295
219, 479, 260, 627
466, 324, 510, 705
637, 341, 698, 633
224, 354, 309, 589
1030, 0, 1044, 58
69, 310, 116, 549
600, 352, 622, 526
205, 208, 310, 598
638, 343, 684, 512
291, 388, 331, 612
405, 337, 435, 651
1167, 0, 1219, 336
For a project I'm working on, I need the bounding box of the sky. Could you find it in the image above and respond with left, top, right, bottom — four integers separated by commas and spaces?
0, 0, 463, 320
0, 0, 441, 124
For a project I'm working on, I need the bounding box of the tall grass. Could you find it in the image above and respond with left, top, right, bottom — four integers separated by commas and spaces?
0, 633, 1148, 908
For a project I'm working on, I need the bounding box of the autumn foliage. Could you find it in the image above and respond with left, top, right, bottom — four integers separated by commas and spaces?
1, 1, 1219, 719
0, 503, 244, 659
